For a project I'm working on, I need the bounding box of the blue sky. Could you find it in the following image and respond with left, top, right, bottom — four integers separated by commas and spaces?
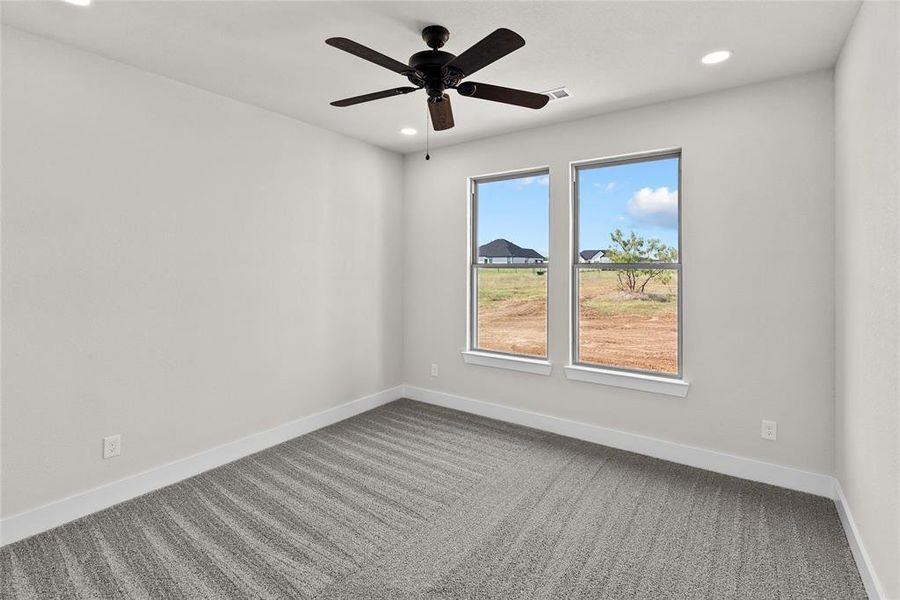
476, 157, 679, 259
476, 174, 550, 257
578, 157, 679, 252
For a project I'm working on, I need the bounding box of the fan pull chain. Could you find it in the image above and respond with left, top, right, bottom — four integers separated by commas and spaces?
425, 103, 430, 160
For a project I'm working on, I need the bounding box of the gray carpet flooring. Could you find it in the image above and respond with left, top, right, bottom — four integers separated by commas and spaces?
0, 399, 866, 599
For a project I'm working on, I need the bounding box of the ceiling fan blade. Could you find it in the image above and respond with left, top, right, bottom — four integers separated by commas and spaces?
456, 81, 549, 109
325, 37, 411, 75
445, 28, 525, 78
330, 87, 419, 107
428, 95, 455, 131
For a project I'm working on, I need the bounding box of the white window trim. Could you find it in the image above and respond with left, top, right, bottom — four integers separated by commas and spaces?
564, 365, 689, 397
462, 351, 552, 376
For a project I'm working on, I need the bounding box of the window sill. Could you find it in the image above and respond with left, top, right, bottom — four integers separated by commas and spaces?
564, 365, 689, 397
461, 351, 552, 376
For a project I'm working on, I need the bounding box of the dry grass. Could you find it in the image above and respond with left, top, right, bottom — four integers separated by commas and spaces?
476, 269, 678, 373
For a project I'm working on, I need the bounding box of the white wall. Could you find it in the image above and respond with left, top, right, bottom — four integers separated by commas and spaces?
0, 27, 403, 518
835, 1, 900, 597
403, 71, 835, 475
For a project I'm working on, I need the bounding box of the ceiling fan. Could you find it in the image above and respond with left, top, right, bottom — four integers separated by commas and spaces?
325, 25, 549, 132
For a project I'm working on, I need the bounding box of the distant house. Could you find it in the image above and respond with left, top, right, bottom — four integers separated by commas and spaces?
479, 239, 546, 264
579, 249, 612, 263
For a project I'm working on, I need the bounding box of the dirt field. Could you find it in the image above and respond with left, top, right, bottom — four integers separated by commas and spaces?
476, 269, 678, 373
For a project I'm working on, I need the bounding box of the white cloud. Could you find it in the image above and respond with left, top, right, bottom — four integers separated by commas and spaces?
594, 181, 617, 192
519, 174, 549, 187
627, 187, 678, 229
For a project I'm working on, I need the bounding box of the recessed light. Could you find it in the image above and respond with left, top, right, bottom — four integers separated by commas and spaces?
400, 127, 417, 136
62, 0, 92, 5
701, 50, 732, 65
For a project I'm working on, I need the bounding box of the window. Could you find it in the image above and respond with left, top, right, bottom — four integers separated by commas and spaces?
573, 150, 681, 377
469, 169, 549, 359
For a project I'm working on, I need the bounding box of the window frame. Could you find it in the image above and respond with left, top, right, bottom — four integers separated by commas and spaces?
467, 167, 551, 361
571, 148, 683, 379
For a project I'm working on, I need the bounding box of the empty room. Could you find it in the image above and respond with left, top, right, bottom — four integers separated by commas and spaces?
1, 1, 897, 598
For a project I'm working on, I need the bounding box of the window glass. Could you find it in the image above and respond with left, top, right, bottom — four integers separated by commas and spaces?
574, 153, 681, 376
577, 269, 678, 374
578, 157, 679, 263
471, 171, 550, 358
477, 268, 548, 357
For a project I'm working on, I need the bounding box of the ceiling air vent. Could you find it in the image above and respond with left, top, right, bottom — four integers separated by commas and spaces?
544, 87, 572, 102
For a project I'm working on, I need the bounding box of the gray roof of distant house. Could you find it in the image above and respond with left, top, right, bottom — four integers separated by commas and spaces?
580, 250, 607, 260
479, 239, 545, 259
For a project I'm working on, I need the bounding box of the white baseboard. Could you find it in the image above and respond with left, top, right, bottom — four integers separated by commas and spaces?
833, 480, 889, 600
402, 385, 835, 498
0, 385, 403, 547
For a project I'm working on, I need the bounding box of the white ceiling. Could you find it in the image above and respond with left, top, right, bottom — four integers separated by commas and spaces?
2, 1, 860, 154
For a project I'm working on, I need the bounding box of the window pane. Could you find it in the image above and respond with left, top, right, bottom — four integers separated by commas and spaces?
578, 157, 679, 263
476, 267, 547, 358
578, 269, 678, 374
476, 173, 549, 264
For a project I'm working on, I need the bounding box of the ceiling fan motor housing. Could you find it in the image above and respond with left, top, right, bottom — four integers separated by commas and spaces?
408, 48, 458, 98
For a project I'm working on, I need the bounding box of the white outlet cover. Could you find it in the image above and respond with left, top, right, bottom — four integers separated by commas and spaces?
103, 434, 121, 459
761, 420, 777, 441
431, 364, 439, 377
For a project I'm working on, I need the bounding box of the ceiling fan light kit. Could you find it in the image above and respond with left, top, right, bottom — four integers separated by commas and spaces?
326, 24, 549, 158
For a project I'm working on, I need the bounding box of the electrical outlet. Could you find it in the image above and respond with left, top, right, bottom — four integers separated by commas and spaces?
103, 434, 121, 459
761, 420, 777, 441
431, 363, 439, 377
